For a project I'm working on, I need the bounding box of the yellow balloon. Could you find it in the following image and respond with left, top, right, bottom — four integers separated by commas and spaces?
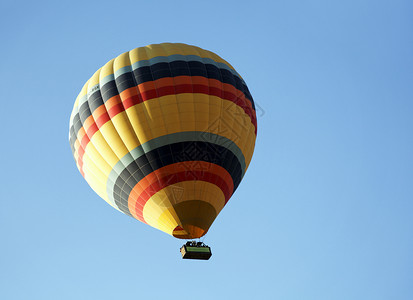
69, 43, 257, 239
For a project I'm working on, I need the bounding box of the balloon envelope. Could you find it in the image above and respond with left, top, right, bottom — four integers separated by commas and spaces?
69, 43, 257, 239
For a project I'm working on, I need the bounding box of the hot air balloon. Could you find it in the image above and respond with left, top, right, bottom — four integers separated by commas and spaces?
68, 43, 257, 259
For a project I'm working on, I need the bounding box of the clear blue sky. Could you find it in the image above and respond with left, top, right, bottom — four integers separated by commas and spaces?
1, 1, 412, 299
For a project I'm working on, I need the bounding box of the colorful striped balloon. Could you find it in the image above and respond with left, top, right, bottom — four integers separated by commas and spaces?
69, 43, 257, 239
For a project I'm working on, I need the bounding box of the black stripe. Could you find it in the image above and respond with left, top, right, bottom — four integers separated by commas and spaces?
112, 141, 242, 217
115, 74, 136, 97
78, 101, 92, 123
68, 114, 82, 158
98, 61, 255, 108
69, 135, 76, 154
69, 122, 76, 148
100, 80, 118, 101
89, 90, 105, 112
69, 115, 80, 155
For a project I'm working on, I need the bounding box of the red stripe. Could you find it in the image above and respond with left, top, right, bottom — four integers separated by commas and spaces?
95, 112, 110, 128
86, 123, 98, 137
77, 134, 89, 177
123, 94, 143, 109
76, 122, 99, 175
108, 103, 125, 118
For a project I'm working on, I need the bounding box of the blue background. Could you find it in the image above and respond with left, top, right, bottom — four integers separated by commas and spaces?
1, 1, 412, 299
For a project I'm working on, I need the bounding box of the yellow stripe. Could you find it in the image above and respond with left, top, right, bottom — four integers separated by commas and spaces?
79, 136, 119, 209
100, 58, 115, 80
94, 121, 130, 164
122, 94, 255, 157
110, 111, 142, 151
81, 158, 109, 202
142, 181, 226, 236
113, 52, 131, 75
239, 122, 257, 170
83, 142, 113, 176
87, 68, 101, 90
